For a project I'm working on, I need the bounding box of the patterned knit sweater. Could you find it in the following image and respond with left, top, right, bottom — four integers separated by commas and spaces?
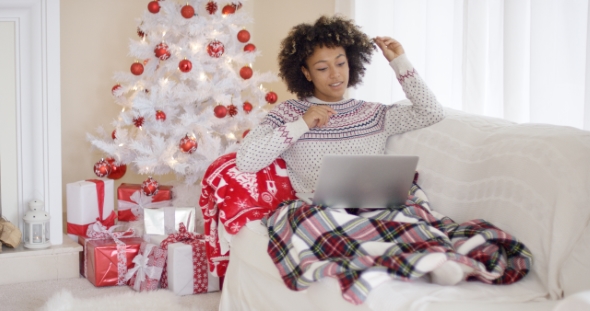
236, 54, 445, 194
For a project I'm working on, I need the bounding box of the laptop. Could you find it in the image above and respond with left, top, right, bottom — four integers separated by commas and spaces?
295, 155, 419, 209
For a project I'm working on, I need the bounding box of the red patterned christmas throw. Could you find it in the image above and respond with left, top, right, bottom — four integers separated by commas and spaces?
159, 223, 220, 295
125, 241, 167, 291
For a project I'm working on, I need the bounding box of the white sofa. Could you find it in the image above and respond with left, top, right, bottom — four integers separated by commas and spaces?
218, 108, 590, 311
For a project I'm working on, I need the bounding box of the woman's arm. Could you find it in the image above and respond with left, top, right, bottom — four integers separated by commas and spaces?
375, 37, 445, 134
236, 102, 309, 173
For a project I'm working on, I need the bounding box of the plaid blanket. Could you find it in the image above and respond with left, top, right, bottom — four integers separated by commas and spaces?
264, 185, 533, 305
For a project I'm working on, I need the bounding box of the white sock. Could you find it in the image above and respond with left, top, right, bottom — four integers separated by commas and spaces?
429, 260, 464, 286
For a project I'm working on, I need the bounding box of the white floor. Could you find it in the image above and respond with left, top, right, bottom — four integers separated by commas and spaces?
0, 277, 222, 311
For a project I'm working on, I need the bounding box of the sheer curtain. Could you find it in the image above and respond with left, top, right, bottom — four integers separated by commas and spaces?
340, 0, 590, 130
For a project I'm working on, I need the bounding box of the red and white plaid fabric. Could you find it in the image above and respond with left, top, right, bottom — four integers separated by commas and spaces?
199, 152, 296, 277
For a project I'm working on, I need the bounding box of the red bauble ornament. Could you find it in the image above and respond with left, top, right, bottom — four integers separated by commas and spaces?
155, 110, 166, 121
154, 42, 171, 60
214, 105, 228, 118
237, 29, 250, 43
221, 4, 235, 15
131, 62, 144, 75
112, 84, 121, 96
179, 135, 198, 153
228, 104, 238, 117
106, 158, 127, 180
137, 27, 146, 38
242, 101, 253, 113
181, 4, 195, 18
207, 40, 224, 58
239, 66, 253, 79
93, 158, 111, 178
243, 43, 256, 52
242, 129, 250, 138
206, 1, 218, 14
179, 59, 192, 72
147, 1, 160, 13
265, 91, 278, 104
141, 177, 160, 196
111, 129, 117, 140
133, 116, 144, 128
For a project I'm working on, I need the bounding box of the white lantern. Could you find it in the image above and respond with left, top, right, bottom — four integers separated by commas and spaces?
23, 199, 51, 249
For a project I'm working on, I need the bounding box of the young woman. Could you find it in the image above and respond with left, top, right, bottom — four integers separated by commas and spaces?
235, 15, 531, 303
236, 15, 444, 194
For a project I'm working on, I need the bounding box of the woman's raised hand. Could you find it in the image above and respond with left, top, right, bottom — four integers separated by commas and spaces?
374, 36, 405, 62
302, 105, 337, 129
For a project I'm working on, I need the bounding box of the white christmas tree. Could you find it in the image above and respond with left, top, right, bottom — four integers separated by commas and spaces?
88, 0, 278, 185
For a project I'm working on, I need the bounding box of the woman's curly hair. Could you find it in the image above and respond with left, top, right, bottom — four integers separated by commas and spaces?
278, 15, 376, 100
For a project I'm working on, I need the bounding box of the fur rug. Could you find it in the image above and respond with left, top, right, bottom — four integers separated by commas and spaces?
40, 289, 213, 311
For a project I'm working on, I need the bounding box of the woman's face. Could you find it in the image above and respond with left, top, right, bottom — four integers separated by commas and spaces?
301, 45, 349, 102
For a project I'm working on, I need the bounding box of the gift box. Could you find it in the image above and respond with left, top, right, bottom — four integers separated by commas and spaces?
144, 207, 195, 235
158, 223, 220, 295
78, 222, 142, 287
125, 241, 167, 292
67, 179, 116, 242
117, 183, 173, 222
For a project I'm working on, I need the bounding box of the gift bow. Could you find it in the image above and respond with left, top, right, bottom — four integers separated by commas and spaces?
118, 190, 172, 217
86, 221, 135, 240
85, 221, 136, 286
160, 223, 204, 250
124, 244, 164, 291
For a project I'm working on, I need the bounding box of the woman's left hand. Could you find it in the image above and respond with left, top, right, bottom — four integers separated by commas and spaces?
374, 36, 405, 62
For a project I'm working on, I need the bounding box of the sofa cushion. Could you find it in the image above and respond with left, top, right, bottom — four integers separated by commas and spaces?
385, 108, 590, 299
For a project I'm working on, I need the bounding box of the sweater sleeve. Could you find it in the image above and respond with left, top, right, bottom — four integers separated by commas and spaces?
236, 102, 309, 173
385, 54, 445, 135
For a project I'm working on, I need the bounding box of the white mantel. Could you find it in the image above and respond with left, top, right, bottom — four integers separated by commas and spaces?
0, 0, 63, 245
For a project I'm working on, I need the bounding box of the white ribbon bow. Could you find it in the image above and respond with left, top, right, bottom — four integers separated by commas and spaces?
124, 244, 164, 291
118, 190, 172, 217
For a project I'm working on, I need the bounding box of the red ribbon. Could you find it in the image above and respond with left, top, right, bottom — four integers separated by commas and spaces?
67, 179, 117, 237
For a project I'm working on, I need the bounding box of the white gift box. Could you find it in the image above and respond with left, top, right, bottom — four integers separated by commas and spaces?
144, 207, 196, 235
148, 234, 220, 295
66, 179, 115, 242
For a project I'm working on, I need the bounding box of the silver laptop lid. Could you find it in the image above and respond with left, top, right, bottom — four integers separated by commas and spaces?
313, 155, 419, 209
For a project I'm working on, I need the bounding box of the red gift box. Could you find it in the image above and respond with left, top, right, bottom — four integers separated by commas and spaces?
117, 183, 173, 222
125, 242, 167, 292
78, 222, 143, 287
